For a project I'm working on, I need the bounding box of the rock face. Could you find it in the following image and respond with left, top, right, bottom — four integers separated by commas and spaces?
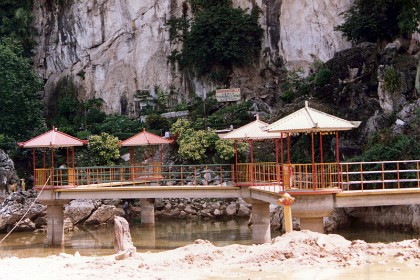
344, 205, 420, 232
279, 0, 352, 72
0, 150, 19, 194
32, 0, 351, 115
0, 191, 47, 232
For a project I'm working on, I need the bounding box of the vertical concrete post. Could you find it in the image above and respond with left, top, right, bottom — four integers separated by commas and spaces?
251, 201, 271, 244
140, 198, 155, 225
300, 217, 324, 233
46, 204, 64, 246
277, 193, 295, 233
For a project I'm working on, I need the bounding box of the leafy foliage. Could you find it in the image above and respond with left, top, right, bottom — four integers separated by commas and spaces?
314, 68, 332, 87
90, 115, 142, 139
88, 133, 121, 166
48, 77, 81, 134
205, 101, 253, 129
382, 66, 402, 93
0, 38, 44, 140
169, 2, 263, 78
215, 139, 247, 161
279, 71, 310, 103
335, 0, 420, 43
0, 0, 35, 56
170, 118, 241, 163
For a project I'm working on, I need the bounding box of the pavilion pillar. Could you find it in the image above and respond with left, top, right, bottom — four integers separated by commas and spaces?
251, 201, 271, 244
140, 198, 155, 225
46, 203, 66, 246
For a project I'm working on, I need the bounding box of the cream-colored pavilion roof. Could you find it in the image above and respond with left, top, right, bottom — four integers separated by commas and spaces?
18, 127, 87, 148
265, 101, 361, 133
220, 115, 285, 140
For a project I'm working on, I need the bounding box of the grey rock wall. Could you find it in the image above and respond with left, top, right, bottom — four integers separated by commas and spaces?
33, 0, 351, 115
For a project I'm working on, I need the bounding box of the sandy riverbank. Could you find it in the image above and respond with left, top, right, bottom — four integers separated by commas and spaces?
0, 230, 419, 280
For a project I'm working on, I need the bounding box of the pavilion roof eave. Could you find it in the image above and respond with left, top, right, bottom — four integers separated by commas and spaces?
119, 129, 172, 147
220, 117, 286, 141
18, 128, 87, 148
265, 102, 361, 133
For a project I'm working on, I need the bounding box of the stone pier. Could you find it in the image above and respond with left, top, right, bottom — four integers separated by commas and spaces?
251, 201, 271, 244
140, 198, 155, 225
45, 203, 66, 246
292, 194, 334, 233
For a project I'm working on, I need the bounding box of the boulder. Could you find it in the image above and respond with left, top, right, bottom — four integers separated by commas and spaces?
64, 199, 96, 225
84, 205, 116, 225
237, 204, 251, 217
0, 150, 19, 193
0, 191, 46, 231
225, 203, 237, 216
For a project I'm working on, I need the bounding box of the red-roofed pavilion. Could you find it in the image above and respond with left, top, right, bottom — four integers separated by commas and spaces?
119, 128, 172, 179
18, 127, 87, 188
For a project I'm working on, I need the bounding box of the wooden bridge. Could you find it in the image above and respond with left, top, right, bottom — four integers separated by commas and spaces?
36, 159, 420, 245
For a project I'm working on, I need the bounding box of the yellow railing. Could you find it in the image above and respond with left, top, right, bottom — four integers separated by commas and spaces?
236, 162, 340, 190
291, 163, 340, 190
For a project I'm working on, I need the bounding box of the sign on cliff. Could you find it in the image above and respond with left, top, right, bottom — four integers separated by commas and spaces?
216, 88, 241, 102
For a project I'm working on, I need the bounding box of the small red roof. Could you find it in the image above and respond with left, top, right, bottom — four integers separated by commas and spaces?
119, 129, 172, 146
18, 127, 87, 148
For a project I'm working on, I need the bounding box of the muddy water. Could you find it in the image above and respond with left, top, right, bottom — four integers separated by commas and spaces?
0, 219, 269, 258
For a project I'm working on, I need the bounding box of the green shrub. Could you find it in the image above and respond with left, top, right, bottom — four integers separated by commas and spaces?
90, 115, 141, 136
88, 133, 120, 166
170, 118, 242, 163
215, 139, 247, 161
314, 68, 332, 87
145, 114, 169, 132
383, 66, 401, 93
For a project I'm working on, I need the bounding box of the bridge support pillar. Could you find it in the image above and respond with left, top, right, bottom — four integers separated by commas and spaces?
291, 194, 334, 234
46, 203, 65, 246
140, 198, 155, 225
299, 217, 324, 233
251, 201, 271, 244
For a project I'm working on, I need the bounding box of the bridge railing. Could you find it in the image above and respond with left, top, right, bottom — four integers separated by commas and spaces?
34, 164, 236, 188
235, 162, 340, 190
339, 160, 420, 191
33, 160, 420, 191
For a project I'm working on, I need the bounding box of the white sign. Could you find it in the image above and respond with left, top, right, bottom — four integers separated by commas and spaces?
216, 88, 241, 102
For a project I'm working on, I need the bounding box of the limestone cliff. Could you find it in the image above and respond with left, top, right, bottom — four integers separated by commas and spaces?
33, 0, 351, 115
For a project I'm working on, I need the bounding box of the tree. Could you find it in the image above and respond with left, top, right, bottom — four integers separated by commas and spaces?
0, 38, 44, 141
169, 2, 263, 79
335, 0, 420, 43
0, 0, 35, 57
88, 133, 121, 166
170, 118, 244, 163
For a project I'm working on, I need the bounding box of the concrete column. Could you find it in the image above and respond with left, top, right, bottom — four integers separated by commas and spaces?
140, 198, 155, 225
251, 201, 271, 244
300, 217, 324, 233
46, 204, 65, 246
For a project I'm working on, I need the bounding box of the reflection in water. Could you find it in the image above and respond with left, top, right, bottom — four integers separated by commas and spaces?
0, 218, 418, 259
0, 218, 265, 258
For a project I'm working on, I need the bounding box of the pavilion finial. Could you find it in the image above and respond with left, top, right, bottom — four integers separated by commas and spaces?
305, 101, 309, 108
254, 114, 259, 121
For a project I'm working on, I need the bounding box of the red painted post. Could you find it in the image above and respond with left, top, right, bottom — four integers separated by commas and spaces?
311, 132, 316, 190
320, 133, 324, 188
32, 148, 36, 186
336, 131, 341, 189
